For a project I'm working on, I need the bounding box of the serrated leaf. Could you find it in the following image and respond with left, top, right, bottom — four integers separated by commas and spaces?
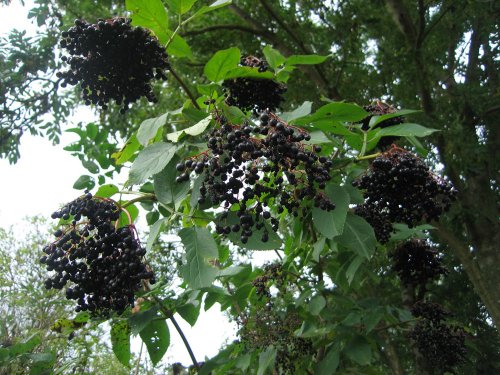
309, 295, 327, 316
316, 345, 340, 375
128, 142, 177, 185
204, 47, 240, 82
110, 321, 131, 367
373, 123, 439, 138
371, 109, 421, 128
346, 255, 365, 285
126, 0, 169, 40
344, 336, 372, 366
263, 45, 286, 70
177, 303, 200, 326
312, 185, 350, 238
95, 184, 119, 198
312, 237, 326, 262
294, 102, 368, 125
140, 319, 170, 366
257, 346, 276, 375
165, 0, 197, 14
112, 135, 141, 165
137, 113, 169, 146
147, 218, 167, 252
281, 101, 313, 122
224, 66, 275, 80
73, 175, 94, 190
166, 115, 212, 142
286, 54, 330, 65
154, 155, 190, 210
337, 213, 377, 258
129, 307, 159, 335
179, 227, 218, 289
194, 0, 232, 18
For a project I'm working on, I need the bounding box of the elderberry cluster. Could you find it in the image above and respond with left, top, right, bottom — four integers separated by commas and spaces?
222, 56, 287, 112
240, 309, 314, 374
252, 263, 284, 298
40, 193, 154, 314
390, 239, 448, 287
57, 17, 169, 112
410, 301, 466, 371
176, 111, 335, 244
353, 146, 457, 235
361, 101, 405, 131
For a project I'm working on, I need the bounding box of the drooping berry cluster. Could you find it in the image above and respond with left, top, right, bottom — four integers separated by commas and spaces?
57, 18, 169, 112
410, 301, 466, 371
353, 146, 456, 237
390, 239, 448, 287
40, 193, 154, 314
222, 56, 286, 112
176, 111, 335, 244
239, 309, 314, 374
252, 263, 284, 298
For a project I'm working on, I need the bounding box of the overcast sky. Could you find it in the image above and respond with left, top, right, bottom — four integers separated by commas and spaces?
0, 1, 237, 367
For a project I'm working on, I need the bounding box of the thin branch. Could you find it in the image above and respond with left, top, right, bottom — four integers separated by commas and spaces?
421, 3, 454, 41
168, 65, 200, 110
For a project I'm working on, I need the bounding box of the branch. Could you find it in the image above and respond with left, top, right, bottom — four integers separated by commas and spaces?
168, 65, 200, 110
385, 0, 417, 45
182, 24, 266, 38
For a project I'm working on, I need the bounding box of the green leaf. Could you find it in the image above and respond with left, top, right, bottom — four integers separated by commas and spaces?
154, 155, 190, 210
95, 184, 119, 198
312, 185, 350, 239
86, 123, 98, 139
286, 54, 330, 65
73, 175, 95, 190
224, 66, 275, 80
140, 319, 170, 366
337, 213, 377, 258
363, 308, 385, 333
129, 307, 159, 335
166, 34, 192, 58
204, 47, 240, 82
128, 142, 177, 185
263, 45, 286, 70
147, 218, 167, 252
316, 345, 340, 375
190, 172, 206, 213
112, 135, 141, 165
373, 123, 439, 138
295, 102, 368, 125
118, 204, 139, 227
110, 321, 131, 368
166, 115, 212, 142
177, 303, 200, 326
344, 336, 372, 366
126, 0, 169, 40
281, 101, 313, 122
193, 0, 232, 18
8, 334, 41, 356
371, 109, 421, 128
309, 295, 327, 316
312, 237, 326, 262
257, 346, 277, 375
137, 113, 169, 146
346, 255, 365, 285
179, 227, 218, 289
165, 0, 197, 14
391, 223, 434, 241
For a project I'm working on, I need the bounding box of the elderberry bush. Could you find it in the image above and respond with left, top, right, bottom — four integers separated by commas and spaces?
57, 17, 169, 112
40, 193, 154, 314
390, 239, 448, 288
222, 56, 287, 112
176, 111, 335, 244
410, 302, 467, 371
353, 146, 457, 231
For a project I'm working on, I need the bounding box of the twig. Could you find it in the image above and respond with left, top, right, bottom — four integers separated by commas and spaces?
168, 65, 200, 109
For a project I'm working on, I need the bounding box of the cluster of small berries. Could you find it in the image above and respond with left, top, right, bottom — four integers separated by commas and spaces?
361, 101, 405, 130
176, 111, 335, 244
57, 18, 169, 112
222, 56, 286, 112
390, 239, 448, 287
240, 310, 314, 374
252, 263, 284, 298
40, 193, 154, 314
410, 301, 466, 371
353, 146, 456, 241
